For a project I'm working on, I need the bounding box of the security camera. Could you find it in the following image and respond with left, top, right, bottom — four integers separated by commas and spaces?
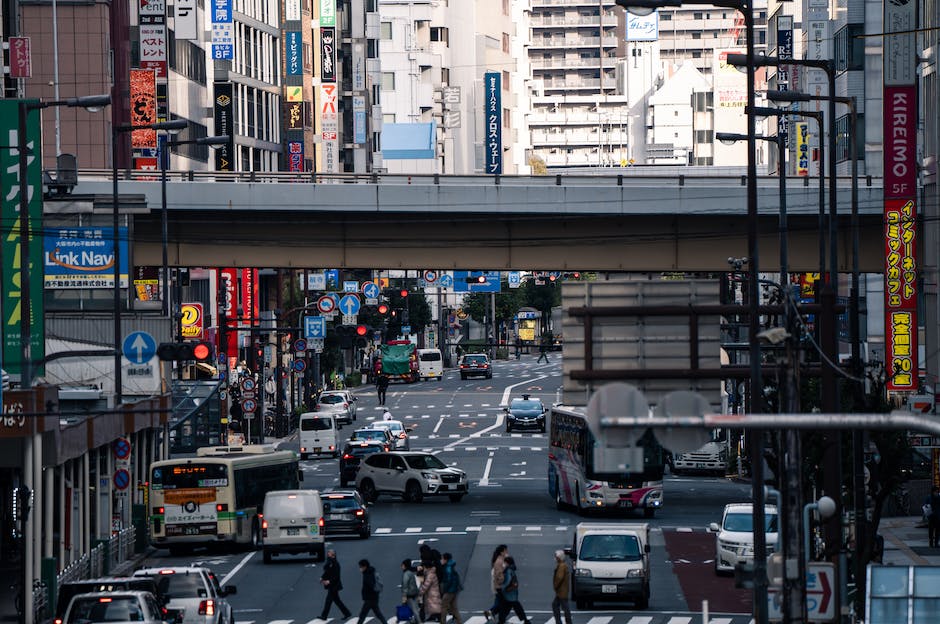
757, 327, 790, 345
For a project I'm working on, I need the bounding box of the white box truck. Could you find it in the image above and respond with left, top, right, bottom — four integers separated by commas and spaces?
566, 522, 651, 609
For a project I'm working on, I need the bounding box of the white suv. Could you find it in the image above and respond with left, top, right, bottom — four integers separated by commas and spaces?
356, 451, 468, 503
709, 503, 779, 574
134, 566, 236, 624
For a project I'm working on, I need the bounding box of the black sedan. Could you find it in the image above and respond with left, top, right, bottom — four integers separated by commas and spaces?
504, 394, 546, 433
322, 490, 371, 538
339, 440, 388, 487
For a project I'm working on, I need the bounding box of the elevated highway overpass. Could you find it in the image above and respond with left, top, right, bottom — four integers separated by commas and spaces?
65, 170, 886, 273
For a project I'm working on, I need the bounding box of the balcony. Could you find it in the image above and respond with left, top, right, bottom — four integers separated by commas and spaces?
532, 56, 619, 70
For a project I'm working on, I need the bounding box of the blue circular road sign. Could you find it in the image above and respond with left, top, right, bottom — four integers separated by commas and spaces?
113, 468, 130, 491
113, 438, 131, 460
122, 331, 156, 365
293, 359, 307, 372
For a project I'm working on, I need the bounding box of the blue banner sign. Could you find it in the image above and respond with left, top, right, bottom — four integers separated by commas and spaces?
43, 226, 129, 288
484, 71, 502, 174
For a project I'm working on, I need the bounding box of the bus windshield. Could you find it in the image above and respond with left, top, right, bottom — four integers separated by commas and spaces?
152, 463, 228, 489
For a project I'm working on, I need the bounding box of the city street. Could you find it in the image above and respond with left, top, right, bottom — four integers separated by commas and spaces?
141, 355, 756, 623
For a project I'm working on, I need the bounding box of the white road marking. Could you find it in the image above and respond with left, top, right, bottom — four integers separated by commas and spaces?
664, 617, 692, 624
433, 416, 445, 433
479, 452, 495, 486
626, 617, 653, 624
435, 527, 452, 532
525, 526, 540, 531
220, 550, 255, 585
496, 526, 512, 531
676, 527, 694, 532
375, 528, 392, 534
466, 526, 482, 531
405, 527, 421, 533
585, 617, 612, 624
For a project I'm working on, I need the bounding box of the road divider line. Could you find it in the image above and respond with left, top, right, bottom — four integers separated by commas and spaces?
500, 374, 550, 407
479, 453, 495, 486
433, 416, 445, 433
220, 550, 256, 585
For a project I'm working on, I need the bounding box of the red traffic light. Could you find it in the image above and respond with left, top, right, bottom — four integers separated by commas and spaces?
356, 325, 368, 336
377, 303, 389, 315
400, 289, 409, 298
192, 342, 212, 361
476, 275, 486, 283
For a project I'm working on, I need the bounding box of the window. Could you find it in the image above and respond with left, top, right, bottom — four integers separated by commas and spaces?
381, 72, 395, 90
692, 31, 702, 39
380, 21, 392, 40
383, 113, 396, 123
693, 11, 702, 18
431, 27, 449, 44
502, 33, 510, 53
695, 130, 711, 143
502, 70, 510, 86
835, 113, 865, 164
834, 24, 864, 72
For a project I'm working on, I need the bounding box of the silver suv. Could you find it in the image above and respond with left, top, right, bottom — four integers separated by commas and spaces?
134, 566, 236, 624
356, 451, 468, 503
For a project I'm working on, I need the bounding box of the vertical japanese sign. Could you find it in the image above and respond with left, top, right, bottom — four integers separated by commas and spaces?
219, 269, 239, 358
319, 0, 335, 26
288, 141, 304, 171
320, 27, 336, 82
286, 32, 302, 75
130, 70, 157, 149
0, 101, 45, 378
213, 82, 234, 171
286, 102, 305, 130
240, 268, 257, 325
484, 71, 502, 175
8, 37, 32, 78
775, 15, 793, 148
353, 96, 366, 145
175, 0, 198, 40
320, 83, 339, 173
795, 122, 809, 177
285, 0, 301, 21
139, 25, 168, 77
211, 0, 234, 60
883, 0, 918, 392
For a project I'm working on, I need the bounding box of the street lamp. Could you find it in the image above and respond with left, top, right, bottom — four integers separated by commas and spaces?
160, 134, 230, 318
112, 118, 188, 406
769, 88, 867, 615
16, 95, 111, 391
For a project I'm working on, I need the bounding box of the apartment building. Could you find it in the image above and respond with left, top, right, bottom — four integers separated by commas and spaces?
377, 0, 521, 174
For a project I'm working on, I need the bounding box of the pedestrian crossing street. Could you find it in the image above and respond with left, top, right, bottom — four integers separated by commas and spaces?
235, 614, 755, 624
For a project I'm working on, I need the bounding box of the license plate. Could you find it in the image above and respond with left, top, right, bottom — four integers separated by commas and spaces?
313, 447, 321, 453
286, 527, 300, 536
329, 514, 344, 520
184, 526, 199, 535
619, 499, 633, 508
602, 585, 617, 594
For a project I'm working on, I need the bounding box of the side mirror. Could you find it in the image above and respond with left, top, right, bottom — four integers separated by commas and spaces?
222, 585, 237, 596
563, 547, 573, 557
709, 522, 721, 532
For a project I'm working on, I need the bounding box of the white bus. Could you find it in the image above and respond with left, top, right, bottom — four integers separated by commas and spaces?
149, 445, 301, 555
548, 407, 666, 517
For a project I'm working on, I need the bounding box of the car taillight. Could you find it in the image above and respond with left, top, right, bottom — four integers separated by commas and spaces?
342, 453, 354, 459
319, 518, 325, 527
301, 446, 307, 452
355, 509, 365, 517
55, 619, 63, 624
198, 600, 215, 616
329, 445, 335, 450
98, 598, 113, 603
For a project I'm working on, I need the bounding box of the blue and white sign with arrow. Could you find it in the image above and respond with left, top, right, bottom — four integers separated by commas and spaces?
362, 281, 380, 299
123, 331, 156, 365
304, 315, 326, 339
339, 293, 361, 315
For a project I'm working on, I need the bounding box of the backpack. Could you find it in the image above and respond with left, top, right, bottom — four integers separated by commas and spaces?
373, 571, 384, 593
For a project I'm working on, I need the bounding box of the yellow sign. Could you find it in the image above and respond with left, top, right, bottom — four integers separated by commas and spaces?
796, 122, 809, 177
519, 328, 535, 341
180, 303, 204, 339
286, 86, 303, 102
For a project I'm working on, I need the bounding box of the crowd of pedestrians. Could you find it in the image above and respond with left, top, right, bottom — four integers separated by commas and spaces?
316, 544, 574, 624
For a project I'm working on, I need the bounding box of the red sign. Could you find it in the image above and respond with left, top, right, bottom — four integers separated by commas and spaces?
219, 268, 239, 359
130, 69, 157, 149
134, 157, 158, 171
9, 37, 31, 78
240, 268, 256, 326
883, 86, 917, 199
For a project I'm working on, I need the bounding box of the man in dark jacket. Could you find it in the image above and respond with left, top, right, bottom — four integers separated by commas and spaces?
320, 549, 352, 619
376, 374, 390, 405
440, 553, 463, 624
927, 486, 940, 547
357, 558, 387, 624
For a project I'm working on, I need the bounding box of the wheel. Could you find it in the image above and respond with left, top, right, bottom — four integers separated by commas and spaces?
251, 520, 263, 549
359, 526, 371, 539
448, 494, 464, 503
643, 507, 656, 519
404, 480, 424, 503
555, 486, 565, 511
263, 549, 272, 564
359, 479, 378, 503
636, 586, 649, 610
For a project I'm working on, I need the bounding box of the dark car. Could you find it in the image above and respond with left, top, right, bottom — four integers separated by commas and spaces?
55, 577, 165, 623
322, 490, 371, 538
459, 354, 492, 380
340, 440, 388, 486
504, 394, 546, 433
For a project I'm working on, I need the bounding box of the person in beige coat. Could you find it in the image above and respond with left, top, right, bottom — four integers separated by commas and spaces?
419, 563, 442, 621
551, 550, 572, 624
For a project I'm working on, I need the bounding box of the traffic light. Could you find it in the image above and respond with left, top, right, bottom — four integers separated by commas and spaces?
400, 289, 409, 298
377, 303, 390, 315
355, 324, 370, 348
563, 272, 581, 280
335, 325, 356, 347
157, 341, 215, 363
464, 274, 486, 284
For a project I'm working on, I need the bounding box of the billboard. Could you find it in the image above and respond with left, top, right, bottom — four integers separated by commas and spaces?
130, 69, 157, 149
43, 227, 129, 288
353, 96, 366, 144
321, 28, 336, 82
319, 0, 335, 27
883, 0, 919, 392
0, 101, 45, 377
211, 0, 234, 59
286, 32, 302, 75
286, 101, 305, 130
288, 141, 305, 172
626, 13, 658, 42
795, 122, 809, 177
213, 82, 235, 171
484, 72, 502, 174
174, 0, 198, 40
320, 83, 339, 173
8, 37, 31, 78
139, 24, 168, 77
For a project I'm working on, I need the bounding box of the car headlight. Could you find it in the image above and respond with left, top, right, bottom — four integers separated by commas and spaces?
574, 568, 592, 578
627, 569, 645, 578
422, 472, 441, 480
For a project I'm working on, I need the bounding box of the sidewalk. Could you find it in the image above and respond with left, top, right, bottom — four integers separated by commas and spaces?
879, 515, 940, 566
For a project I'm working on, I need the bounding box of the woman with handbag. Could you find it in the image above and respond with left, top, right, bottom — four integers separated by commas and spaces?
497, 557, 531, 624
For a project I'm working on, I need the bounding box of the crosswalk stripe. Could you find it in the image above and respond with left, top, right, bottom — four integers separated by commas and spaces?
462, 617, 488, 624
375, 528, 392, 534
664, 617, 692, 624
267, 620, 293, 624
709, 619, 734, 624
586, 617, 613, 624
625, 617, 653, 624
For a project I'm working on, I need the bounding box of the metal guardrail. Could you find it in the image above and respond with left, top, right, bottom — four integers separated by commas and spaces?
73, 167, 881, 189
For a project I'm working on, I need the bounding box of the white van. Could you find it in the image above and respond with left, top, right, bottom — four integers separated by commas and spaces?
298, 412, 339, 459
567, 522, 651, 609
417, 349, 443, 381
261, 489, 325, 563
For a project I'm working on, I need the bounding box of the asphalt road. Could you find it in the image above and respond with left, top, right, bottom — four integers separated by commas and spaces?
142, 354, 758, 624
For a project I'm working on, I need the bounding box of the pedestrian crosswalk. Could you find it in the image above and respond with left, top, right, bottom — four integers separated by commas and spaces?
235, 614, 756, 624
